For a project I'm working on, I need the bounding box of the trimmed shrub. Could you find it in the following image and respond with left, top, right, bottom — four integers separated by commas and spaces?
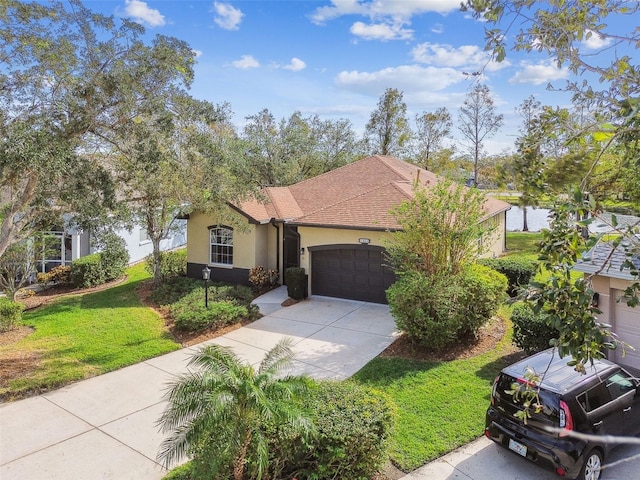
170, 290, 248, 332
478, 257, 537, 297
387, 265, 507, 349
285, 267, 306, 300
100, 233, 129, 282
457, 264, 508, 339
0, 297, 24, 332
511, 302, 559, 354
145, 249, 187, 281
267, 381, 396, 480
386, 270, 463, 349
70, 254, 104, 288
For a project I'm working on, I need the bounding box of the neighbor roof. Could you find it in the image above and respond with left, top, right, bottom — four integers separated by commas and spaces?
574, 239, 640, 281
234, 155, 511, 230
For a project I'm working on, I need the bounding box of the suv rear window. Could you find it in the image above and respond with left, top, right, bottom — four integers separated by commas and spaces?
494, 374, 560, 428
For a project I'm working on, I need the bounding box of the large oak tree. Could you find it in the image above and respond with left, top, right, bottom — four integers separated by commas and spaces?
0, 0, 196, 259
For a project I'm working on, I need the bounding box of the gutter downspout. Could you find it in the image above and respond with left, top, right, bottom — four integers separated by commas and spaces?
270, 218, 280, 282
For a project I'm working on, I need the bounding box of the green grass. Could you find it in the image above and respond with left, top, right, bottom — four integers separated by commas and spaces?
353, 322, 519, 472
505, 232, 543, 257
1, 263, 180, 400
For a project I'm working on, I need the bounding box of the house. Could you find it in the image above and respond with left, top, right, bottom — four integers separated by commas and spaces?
574, 239, 640, 369
35, 221, 186, 273
186, 155, 511, 304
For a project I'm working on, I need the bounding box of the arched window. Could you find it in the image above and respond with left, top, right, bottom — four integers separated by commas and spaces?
209, 226, 233, 266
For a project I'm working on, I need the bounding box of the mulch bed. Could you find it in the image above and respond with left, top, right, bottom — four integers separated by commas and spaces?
380, 315, 514, 362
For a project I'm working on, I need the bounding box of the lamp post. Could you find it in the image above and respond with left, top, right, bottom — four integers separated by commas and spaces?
202, 266, 210, 308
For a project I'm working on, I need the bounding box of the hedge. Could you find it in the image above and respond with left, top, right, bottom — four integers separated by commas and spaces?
478, 257, 537, 297
511, 302, 559, 354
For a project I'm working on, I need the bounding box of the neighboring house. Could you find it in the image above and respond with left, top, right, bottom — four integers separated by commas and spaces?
186, 155, 510, 304
575, 239, 640, 369
36, 221, 187, 273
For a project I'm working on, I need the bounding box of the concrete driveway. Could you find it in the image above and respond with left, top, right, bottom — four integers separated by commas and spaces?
0, 288, 400, 479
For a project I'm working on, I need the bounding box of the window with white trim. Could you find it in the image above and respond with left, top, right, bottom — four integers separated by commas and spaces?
210, 226, 233, 266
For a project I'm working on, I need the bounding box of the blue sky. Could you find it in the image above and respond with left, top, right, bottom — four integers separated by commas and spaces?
84, 0, 631, 155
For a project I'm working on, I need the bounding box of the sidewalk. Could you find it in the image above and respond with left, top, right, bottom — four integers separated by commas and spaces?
0, 287, 399, 479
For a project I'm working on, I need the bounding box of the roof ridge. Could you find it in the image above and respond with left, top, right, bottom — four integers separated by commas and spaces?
377, 155, 431, 182
285, 155, 389, 189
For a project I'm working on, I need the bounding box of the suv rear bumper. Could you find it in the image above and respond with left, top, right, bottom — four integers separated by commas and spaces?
485, 408, 584, 479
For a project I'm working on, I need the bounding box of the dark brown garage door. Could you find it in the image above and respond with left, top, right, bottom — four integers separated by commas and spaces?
310, 245, 396, 304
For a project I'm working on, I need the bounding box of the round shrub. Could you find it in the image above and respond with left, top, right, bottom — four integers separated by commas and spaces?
457, 264, 508, 339
70, 253, 104, 288
267, 381, 396, 480
478, 257, 537, 297
386, 270, 463, 349
387, 266, 507, 349
0, 297, 24, 332
511, 302, 559, 354
99, 233, 129, 282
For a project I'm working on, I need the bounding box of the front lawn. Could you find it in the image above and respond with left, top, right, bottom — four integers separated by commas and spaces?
0, 263, 180, 400
353, 315, 519, 472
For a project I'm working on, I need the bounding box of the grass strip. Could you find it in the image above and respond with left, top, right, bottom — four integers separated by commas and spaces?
353, 321, 519, 472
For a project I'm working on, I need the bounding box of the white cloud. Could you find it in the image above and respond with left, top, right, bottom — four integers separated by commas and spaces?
582, 29, 613, 50
213, 2, 244, 30
412, 42, 509, 72
335, 64, 466, 97
192, 49, 203, 58
431, 23, 444, 34
350, 21, 413, 41
283, 58, 307, 71
509, 60, 569, 85
232, 55, 260, 69
124, 0, 165, 27
311, 0, 460, 24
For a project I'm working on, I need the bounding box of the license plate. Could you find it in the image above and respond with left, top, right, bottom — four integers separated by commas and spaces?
508, 438, 527, 457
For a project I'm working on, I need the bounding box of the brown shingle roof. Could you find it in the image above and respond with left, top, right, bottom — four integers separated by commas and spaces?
232, 155, 510, 229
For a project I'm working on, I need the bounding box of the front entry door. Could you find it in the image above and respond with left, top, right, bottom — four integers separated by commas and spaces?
282, 226, 300, 283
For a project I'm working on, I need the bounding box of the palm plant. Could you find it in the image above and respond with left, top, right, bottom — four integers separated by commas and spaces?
157, 337, 314, 480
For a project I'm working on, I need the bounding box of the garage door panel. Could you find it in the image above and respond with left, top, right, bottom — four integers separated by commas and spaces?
311, 246, 395, 304
612, 291, 640, 369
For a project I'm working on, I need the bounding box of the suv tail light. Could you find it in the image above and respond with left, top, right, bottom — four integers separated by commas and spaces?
558, 400, 573, 437
490, 376, 499, 406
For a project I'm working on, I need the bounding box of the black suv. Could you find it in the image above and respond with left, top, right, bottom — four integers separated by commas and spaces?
485, 348, 640, 480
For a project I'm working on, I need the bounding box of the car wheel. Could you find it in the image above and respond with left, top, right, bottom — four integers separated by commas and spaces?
579, 449, 603, 480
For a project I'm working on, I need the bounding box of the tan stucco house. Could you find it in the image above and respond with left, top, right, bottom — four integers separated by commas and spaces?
186, 155, 511, 304
575, 240, 640, 369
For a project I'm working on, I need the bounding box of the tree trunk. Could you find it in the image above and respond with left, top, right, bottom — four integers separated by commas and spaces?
233, 431, 252, 480
522, 206, 529, 232
151, 235, 162, 285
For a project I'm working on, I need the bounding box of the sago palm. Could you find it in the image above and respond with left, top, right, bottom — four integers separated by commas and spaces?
157, 337, 314, 480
